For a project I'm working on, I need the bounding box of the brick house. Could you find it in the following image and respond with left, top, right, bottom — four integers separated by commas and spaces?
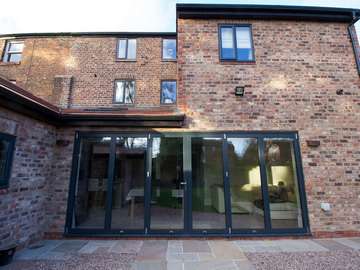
0, 4, 360, 247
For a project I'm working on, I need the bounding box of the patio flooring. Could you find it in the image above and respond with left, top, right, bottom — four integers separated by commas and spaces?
3, 238, 360, 270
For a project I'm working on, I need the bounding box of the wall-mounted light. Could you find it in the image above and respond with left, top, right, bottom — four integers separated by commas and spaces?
235, 86, 245, 97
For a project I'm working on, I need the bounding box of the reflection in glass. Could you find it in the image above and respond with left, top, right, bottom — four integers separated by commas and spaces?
161, 81, 177, 104
227, 138, 264, 229
0, 140, 10, 178
264, 139, 303, 228
192, 138, 225, 230
151, 137, 183, 230
74, 137, 110, 228
163, 39, 176, 59
111, 137, 147, 230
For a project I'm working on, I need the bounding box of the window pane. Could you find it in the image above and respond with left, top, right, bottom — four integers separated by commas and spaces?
151, 137, 183, 230
163, 39, 176, 59
73, 137, 111, 229
235, 27, 253, 61
228, 138, 264, 229
9, 42, 24, 52
192, 137, 226, 230
117, 39, 127, 58
264, 139, 303, 229
111, 137, 147, 230
115, 81, 124, 103
220, 27, 235, 59
127, 39, 136, 59
161, 81, 176, 104
0, 140, 10, 178
9, 53, 22, 63
124, 81, 135, 104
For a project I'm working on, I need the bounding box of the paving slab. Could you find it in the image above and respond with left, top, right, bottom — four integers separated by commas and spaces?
234, 260, 256, 270
184, 260, 238, 270
136, 240, 168, 261
314, 239, 353, 251
15, 240, 64, 260
334, 238, 360, 250
183, 240, 211, 253
275, 239, 329, 252
209, 240, 247, 260
52, 240, 88, 253
109, 240, 143, 254
167, 252, 199, 262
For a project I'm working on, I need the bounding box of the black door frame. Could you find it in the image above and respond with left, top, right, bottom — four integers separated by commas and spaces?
65, 131, 310, 237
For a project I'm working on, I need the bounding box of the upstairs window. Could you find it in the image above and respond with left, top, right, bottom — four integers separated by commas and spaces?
219, 25, 254, 62
117, 39, 136, 60
0, 133, 15, 189
162, 39, 176, 60
114, 80, 135, 104
161, 81, 177, 104
2, 40, 24, 63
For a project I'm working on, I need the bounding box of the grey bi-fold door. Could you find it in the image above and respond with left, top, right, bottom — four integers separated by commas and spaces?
65, 132, 309, 236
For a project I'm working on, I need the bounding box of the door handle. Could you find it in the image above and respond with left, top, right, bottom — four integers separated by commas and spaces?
180, 182, 186, 185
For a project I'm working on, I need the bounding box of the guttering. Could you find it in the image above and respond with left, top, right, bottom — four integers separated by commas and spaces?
348, 11, 360, 75
177, 4, 360, 22
0, 31, 177, 39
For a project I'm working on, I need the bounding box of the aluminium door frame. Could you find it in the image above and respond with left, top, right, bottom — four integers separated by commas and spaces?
65, 131, 310, 237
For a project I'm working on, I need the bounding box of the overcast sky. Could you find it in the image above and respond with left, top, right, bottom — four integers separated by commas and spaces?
0, 0, 359, 34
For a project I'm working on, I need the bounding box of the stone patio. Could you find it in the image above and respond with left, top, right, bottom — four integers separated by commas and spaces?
3, 238, 360, 270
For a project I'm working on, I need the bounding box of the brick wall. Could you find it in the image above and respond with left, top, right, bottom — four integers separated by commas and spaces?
0, 37, 71, 103
0, 107, 56, 247
177, 18, 360, 234
0, 36, 177, 109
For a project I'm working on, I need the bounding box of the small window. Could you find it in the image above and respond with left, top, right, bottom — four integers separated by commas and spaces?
114, 80, 135, 104
0, 133, 15, 189
219, 25, 254, 61
117, 39, 136, 60
161, 81, 177, 104
2, 40, 24, 63
162, 39, 176, 60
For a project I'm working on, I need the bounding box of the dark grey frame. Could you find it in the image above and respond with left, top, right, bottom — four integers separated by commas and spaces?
116, 38, 137, 61
113, 80, 136, 105
161, 38, 177, 61
0, 132, 16, 189
160, 80, 177, 105
2, 40, 24, 63
218, 24, 256, 62
65, 131, 310, 237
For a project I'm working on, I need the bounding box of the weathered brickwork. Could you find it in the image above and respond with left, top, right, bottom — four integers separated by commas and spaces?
177, 19, 360, 234
0, 36, 177, 108
0, 37, 71, 103
0, 107, 56, 248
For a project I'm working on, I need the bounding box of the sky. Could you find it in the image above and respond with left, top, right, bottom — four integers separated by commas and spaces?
0, 0, 359, 34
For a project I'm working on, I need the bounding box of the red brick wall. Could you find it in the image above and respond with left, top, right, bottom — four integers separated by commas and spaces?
177, 18, 360, 234
0, 107, 56, 247
0, 36, 177, 108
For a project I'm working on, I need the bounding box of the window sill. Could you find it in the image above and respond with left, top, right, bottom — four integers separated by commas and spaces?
0, 61, 21, 66
219, 60, 256, 65
115, 59, 137, 62
162, 59, 177, 62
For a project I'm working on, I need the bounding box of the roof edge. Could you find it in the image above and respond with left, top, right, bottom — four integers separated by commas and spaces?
176, 4, 360, 22
0, 31, 177, 39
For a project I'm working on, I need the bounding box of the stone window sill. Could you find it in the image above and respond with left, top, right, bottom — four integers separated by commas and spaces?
0, 61, 21, 66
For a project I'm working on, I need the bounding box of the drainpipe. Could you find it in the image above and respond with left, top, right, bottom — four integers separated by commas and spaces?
348, 11, 360, 75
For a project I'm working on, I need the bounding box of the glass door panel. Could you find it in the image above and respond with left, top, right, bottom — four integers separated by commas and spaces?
111, 137, 147, 230
73, 137, 111, 229
227, 138, 265, 229
264, 139, 303, 229
150, 137, 184, 230
191, 137, 226, 231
